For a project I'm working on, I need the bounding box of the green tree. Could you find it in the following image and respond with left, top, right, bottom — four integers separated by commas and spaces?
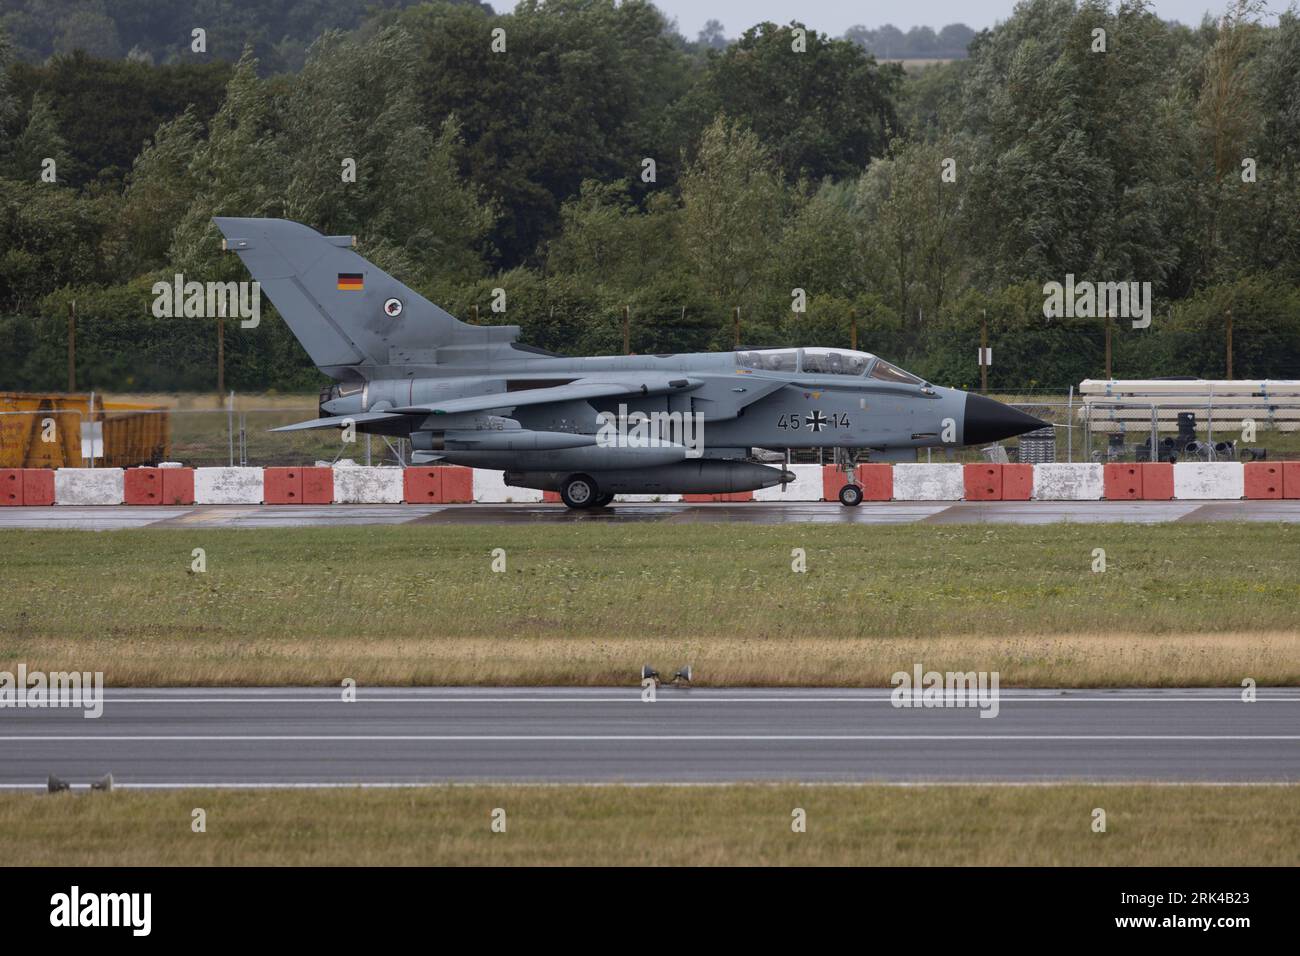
677, 21, 901, 183
547, 180, 684, 294
0, 26, 14, 158
0, 179, 113, 314
961, 0, 1187, 292
773, 179, 862, 300
404, 0, 691, 266
114, 106, 202, 274
170, 47, 284, 277
6, 53, 231, 188
6, 91, 70, 184
678, 116, 788, 313
854, 137, 969, 339
281, 26, 494, 285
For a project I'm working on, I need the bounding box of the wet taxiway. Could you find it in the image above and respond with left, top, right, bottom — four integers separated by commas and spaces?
2, 499, 1300, 529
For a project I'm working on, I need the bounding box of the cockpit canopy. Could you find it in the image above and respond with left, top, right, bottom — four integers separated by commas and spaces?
735, 348, 924, 385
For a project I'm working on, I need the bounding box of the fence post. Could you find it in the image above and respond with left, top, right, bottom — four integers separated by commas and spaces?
1150, 404, 1158, 463
1067, 385, 1073, 462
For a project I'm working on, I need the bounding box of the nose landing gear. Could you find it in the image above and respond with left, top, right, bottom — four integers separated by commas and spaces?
838, 482, 863, 507
833, 447, 863, 507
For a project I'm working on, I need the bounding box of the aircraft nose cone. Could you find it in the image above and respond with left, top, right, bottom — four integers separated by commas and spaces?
963, 393, 1049, 445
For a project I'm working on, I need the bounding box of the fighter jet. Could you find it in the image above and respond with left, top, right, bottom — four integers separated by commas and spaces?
213, 218, 1047, 507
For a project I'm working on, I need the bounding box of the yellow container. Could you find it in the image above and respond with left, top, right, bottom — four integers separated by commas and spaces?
0, 392, 170, 468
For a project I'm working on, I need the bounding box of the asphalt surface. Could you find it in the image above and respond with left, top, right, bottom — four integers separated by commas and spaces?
4, 500, 1300, 529
1, 687, 1296, 787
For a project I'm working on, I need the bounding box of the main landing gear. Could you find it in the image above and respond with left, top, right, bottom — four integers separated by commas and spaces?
559, 474, 615, 509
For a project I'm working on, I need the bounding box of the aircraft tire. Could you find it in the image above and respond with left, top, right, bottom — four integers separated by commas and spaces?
838, 483, 864, 507
560, 474, 600, 509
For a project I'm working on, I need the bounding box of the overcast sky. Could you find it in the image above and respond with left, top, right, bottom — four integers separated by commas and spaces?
623, 1, 1259, 39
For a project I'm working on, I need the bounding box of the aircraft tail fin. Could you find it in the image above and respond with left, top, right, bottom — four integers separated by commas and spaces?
212, 217, 516, 376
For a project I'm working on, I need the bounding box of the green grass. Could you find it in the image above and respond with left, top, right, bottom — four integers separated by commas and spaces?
1, 523, 1297, 686
2, 785, 1295, 866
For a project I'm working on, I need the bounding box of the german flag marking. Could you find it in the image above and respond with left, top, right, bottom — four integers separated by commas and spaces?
337, 273, 364, 291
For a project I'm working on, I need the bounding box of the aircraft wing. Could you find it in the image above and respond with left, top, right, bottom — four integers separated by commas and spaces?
269, 411, 406, 432
388, 377, 701, 416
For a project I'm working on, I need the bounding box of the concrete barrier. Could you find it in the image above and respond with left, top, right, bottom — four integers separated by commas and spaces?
962, 463, 1002, 501
402, 467, 443, 504
1243, 461, 1283, 499
160, 468, 194, 505
54, 468, 124, 505
857, 464, 894, 500
822, 464, 893, 502
1032, 463, 1103, 500
438, 467, 474, 503
1285, 462, 1300, 499
301, 467, 333, 504
24, 469, 54, 506
1140, 463, 1174, 500
124, 467, 165, 505
32, 462, 1288, 505
331, 466, 404, 504
1002, 463, 1033, 500
194, 467, 264, 504
472, 470, 544, 503
1173, 462, 1244, 500
1103, 463, 1142, 500
891, 463, 965, 500
264, 467, 304, 504
754, 464, 823, 501
0, 469, 54, 506
0, 470, 21, 505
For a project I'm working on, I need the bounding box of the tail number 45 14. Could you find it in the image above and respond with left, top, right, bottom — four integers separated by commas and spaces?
777, 412, 850, 432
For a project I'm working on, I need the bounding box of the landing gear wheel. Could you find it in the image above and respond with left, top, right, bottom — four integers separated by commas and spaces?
560, 474, 599, 509
594, 492, 615, 507
838, 483, 864, 507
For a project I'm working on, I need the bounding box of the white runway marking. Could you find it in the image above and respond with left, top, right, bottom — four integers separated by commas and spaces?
6, 734, 1299, 742
89, 695, 1300, 703
2, 780, 1297, 791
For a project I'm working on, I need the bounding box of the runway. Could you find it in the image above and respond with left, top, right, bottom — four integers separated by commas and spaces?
2, 687, 1297, 787
3, 499, 1300, 529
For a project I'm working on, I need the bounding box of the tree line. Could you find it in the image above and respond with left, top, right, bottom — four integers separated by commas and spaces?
0, 0, 1298, 395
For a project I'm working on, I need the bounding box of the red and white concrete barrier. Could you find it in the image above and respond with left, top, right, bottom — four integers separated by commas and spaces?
28, 461, 1292, 504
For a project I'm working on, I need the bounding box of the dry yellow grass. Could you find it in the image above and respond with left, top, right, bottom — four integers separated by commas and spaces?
2, 785, 1294, 866
6, 631, 1298, 687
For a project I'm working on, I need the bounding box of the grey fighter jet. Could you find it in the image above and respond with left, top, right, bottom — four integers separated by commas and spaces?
214, 218, 1047, 508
